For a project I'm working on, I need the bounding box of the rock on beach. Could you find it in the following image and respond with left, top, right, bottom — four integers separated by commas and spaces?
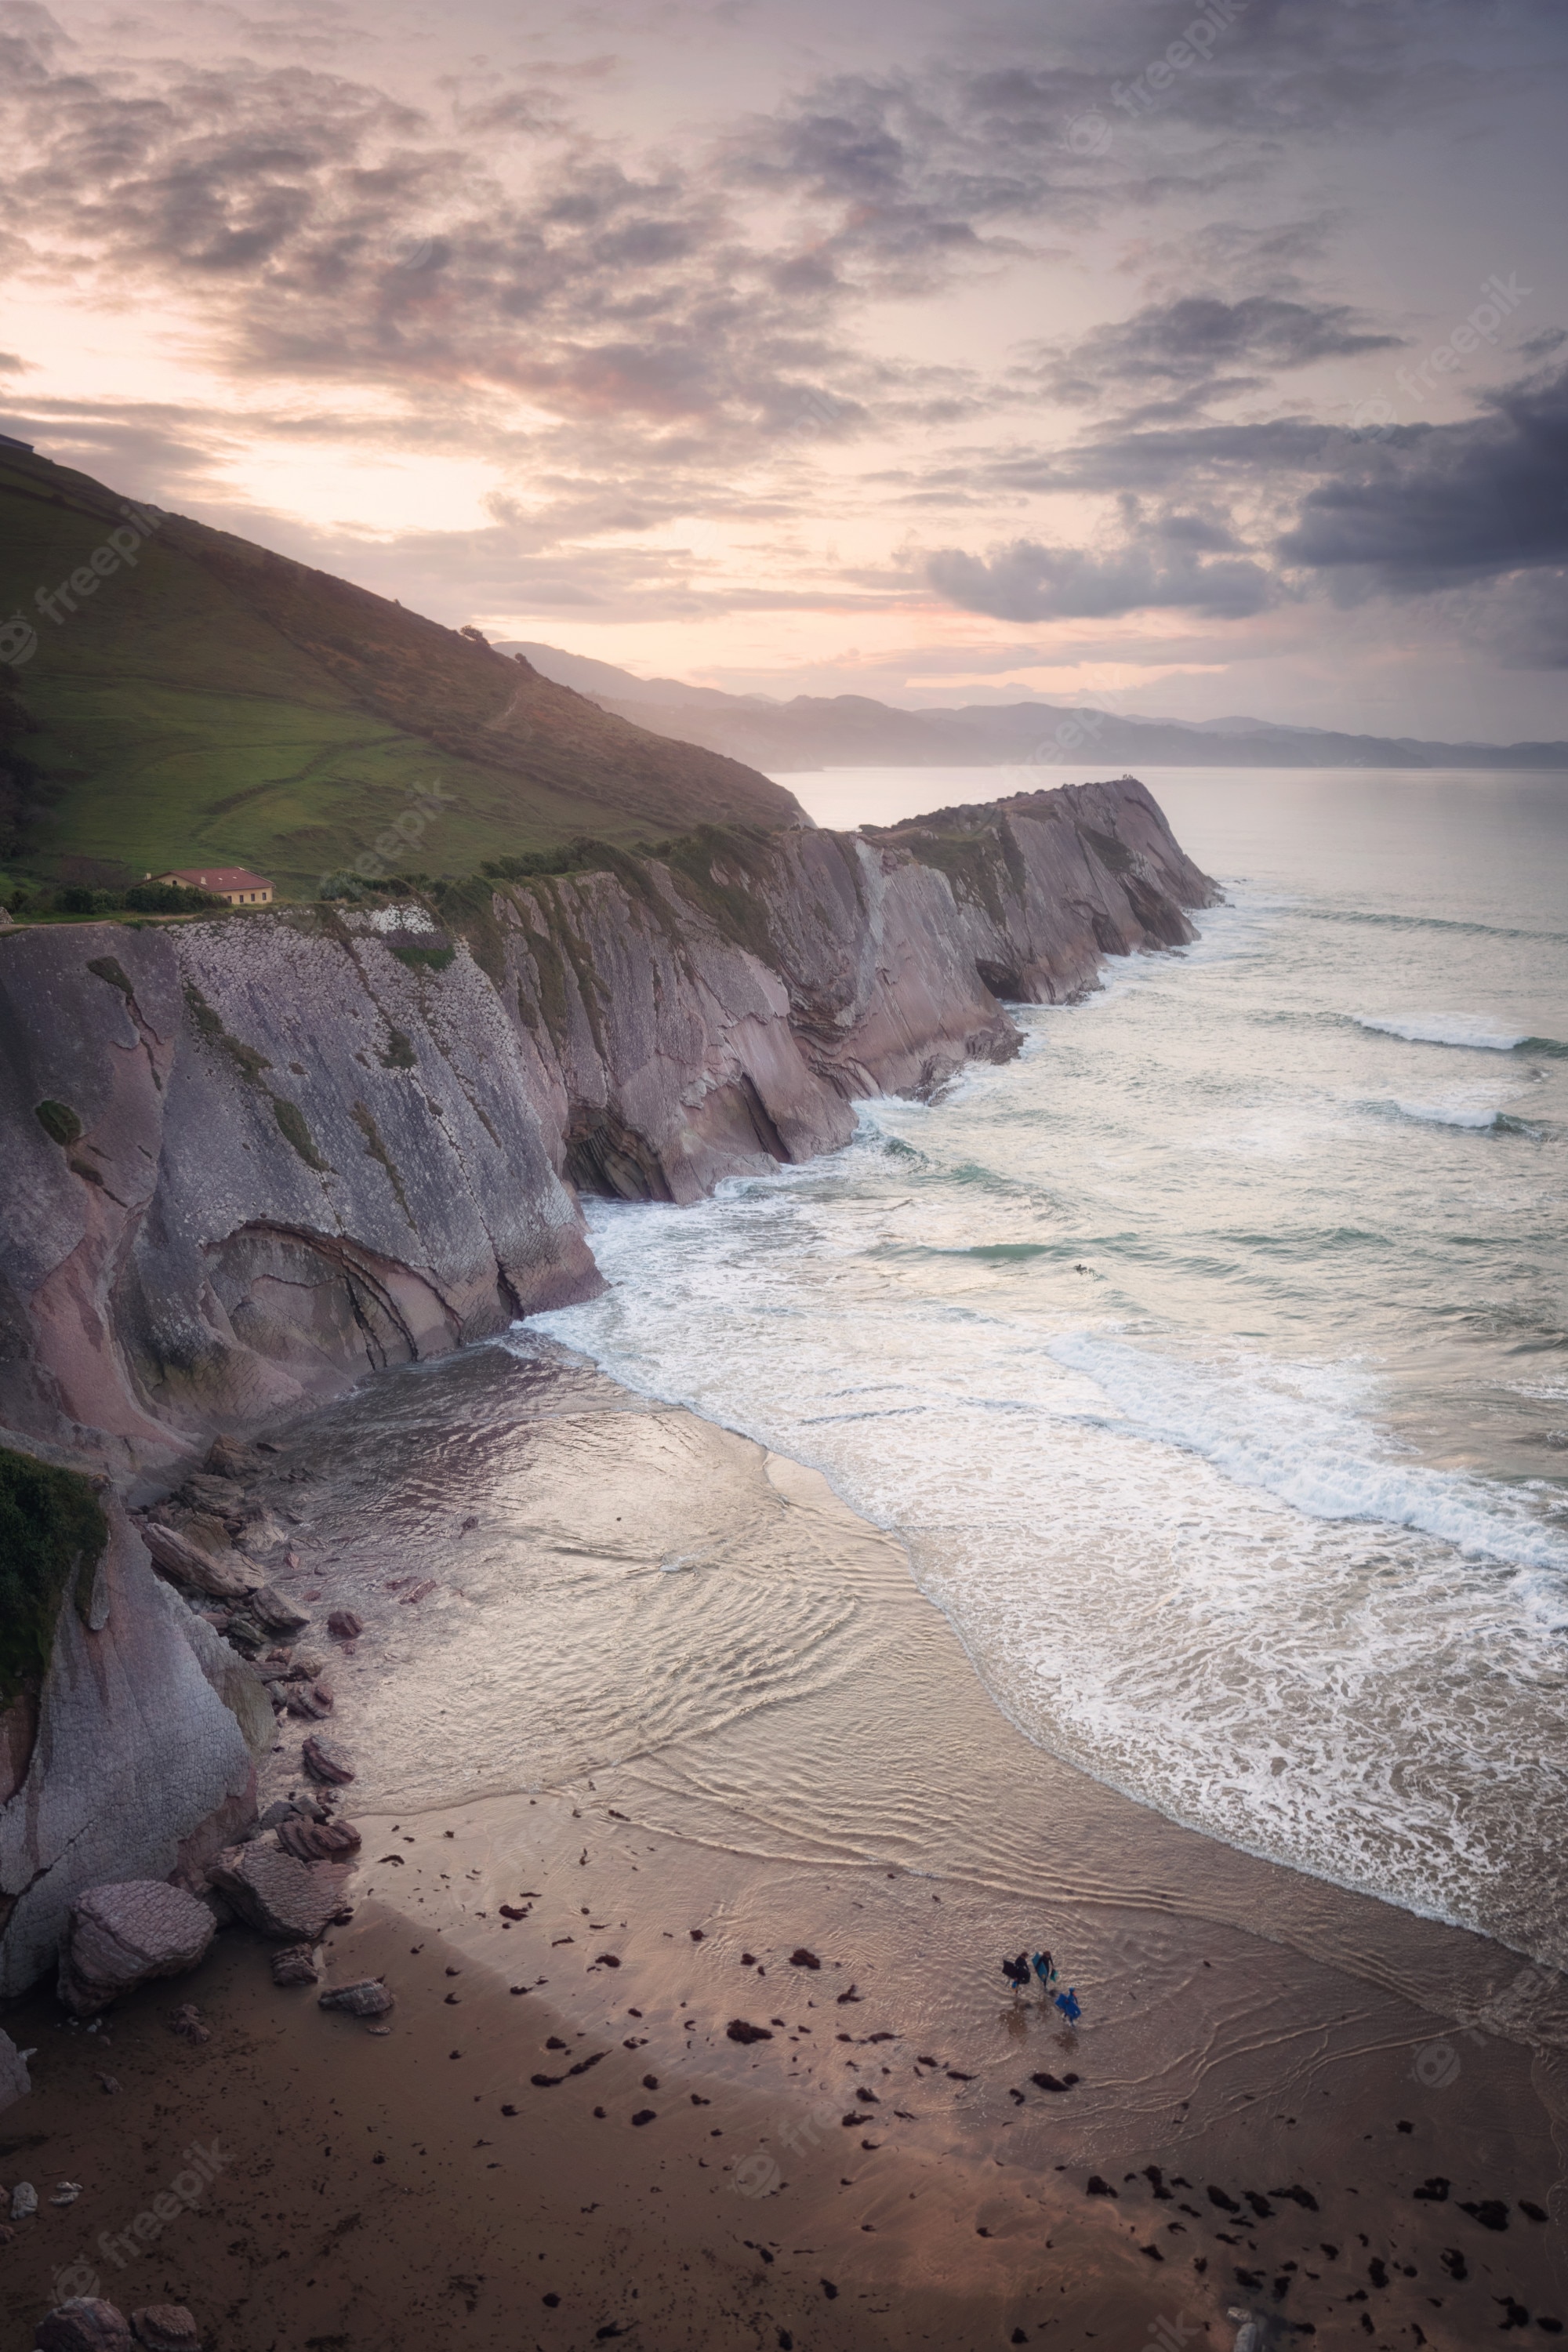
301, 1734, 355, 1784
206, 1844, 354, 1941
34, 2299, 132, 2350
57, 1883, 216, 2020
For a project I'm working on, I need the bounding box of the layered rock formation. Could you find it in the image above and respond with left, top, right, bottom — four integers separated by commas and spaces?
0, 775, 1215, 1992
0, 778, 1216, 1469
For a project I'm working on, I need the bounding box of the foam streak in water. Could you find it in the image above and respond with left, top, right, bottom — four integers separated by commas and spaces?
1354, 1011, 1527, 1050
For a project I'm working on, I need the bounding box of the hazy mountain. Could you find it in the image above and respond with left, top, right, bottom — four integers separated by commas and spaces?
505, 644, 1568, 775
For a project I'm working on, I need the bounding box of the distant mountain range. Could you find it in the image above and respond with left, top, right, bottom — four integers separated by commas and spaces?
506, 642, 1568, 775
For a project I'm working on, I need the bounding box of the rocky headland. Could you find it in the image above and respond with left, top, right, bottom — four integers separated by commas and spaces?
0, 773, 1215, 2025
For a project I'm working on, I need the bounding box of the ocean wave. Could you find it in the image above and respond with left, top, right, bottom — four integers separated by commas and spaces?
1047, 1329, 1568, 1580
1379, 1098, 1505, 1131
1309, 906, 1567, 946
1354, 1011, 1529, 1051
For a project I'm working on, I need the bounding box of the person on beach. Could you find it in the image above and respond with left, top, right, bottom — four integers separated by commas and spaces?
1054, 1986, 1082, 2025
1031, 1951, 1054, 1997
1001, 1951, 1031, 1997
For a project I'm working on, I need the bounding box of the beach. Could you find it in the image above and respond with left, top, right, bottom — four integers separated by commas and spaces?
5, 1344, 1563, 2348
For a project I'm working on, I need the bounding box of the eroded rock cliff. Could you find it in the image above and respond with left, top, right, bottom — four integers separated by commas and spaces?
0, 777, 1217, 1470
0, 772, 1216, 1992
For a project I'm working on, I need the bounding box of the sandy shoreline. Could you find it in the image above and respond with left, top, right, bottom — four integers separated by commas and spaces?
5, 1345, 1567, 2347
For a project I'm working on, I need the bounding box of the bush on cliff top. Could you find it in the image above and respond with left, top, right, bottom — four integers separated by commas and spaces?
0, 1447, 109, 1707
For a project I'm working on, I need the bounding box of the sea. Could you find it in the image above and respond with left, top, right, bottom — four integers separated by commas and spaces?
534, 765, 1568, 1968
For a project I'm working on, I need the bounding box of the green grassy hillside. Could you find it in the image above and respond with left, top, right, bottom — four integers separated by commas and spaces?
0, 448, 803, 895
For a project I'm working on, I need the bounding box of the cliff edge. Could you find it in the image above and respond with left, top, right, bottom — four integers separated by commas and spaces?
1, 776, 1218, 1472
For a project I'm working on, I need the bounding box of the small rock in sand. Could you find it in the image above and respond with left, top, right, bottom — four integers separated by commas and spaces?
168, 2004, 209, 2045
34, 2299, 131, 2351
284, 1679, 333, 1719
250, 1584, 310, 1636
275, 1817, 361, 1864
302, 1734, 355, 1784
204, 1435, 260, 1480
319, 1979, 394, 2019
327, 1611, 362, 1640
11, 2181, 38, 2218
789, 1948, 822, 1970
50, 2182, 82, 2206
726, 2020, 773, 2045
270, 1944, 320, 1987
129, 2308, 202, 2352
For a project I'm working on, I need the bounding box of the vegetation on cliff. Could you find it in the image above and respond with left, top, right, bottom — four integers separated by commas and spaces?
0, 445, 804, 898
0, 1447, 109, 1705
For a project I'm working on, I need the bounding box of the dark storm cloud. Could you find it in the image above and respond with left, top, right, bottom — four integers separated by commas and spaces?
927, 506, 1277, 619
924, 363, 1568, 629
1277, 364, 1568, 590
1033, 294, 1404, 409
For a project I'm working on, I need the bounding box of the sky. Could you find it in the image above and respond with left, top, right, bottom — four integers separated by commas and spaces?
2, 0, 1566, 739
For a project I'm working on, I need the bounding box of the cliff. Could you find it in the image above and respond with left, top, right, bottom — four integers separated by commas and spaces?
0, 776, 1216, 1471
0, 774, 1216, 1989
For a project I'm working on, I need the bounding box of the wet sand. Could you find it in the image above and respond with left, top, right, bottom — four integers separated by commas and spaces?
5, 1343, 1567, 2348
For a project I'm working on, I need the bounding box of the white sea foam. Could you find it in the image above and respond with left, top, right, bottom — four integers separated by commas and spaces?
1354, 1011, 1527, 1050
1385, 1098, 1502, 1131
536, 784, 1568, 1959
1047, 1329, 1568, 1577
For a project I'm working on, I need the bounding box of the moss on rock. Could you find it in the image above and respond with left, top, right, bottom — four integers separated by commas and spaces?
0, 1446, 109, 1708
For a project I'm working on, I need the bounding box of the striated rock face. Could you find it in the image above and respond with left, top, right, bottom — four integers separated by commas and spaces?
0, 778, 1216, 1466
0, 1495, 261, 1998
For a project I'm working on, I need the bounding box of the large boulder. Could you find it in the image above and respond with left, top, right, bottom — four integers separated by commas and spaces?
206, 1842, 354, 1942
0, 2027, 31, 2112
0, 1498, 262, 1999
58, 1882, 215, 2018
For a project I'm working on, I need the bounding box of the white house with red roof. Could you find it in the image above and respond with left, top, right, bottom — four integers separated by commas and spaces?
154, 866, 274, 906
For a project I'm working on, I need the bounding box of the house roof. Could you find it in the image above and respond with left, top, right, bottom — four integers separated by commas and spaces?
157, 866, 273, 891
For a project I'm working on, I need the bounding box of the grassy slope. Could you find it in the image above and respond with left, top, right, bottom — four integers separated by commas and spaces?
0, 449, 803, 894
